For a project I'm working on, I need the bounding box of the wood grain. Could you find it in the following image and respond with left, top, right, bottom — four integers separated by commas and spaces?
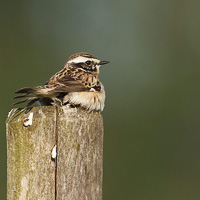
6, 106, 103, 200
56, 107, 103, 200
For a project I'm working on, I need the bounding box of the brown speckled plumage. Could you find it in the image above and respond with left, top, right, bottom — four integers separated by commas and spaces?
14, 52, 109, 111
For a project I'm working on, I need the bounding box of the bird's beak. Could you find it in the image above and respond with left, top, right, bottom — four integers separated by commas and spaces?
99, 61, 110, 65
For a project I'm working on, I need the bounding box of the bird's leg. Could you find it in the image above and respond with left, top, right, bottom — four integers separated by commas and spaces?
51, 98, 63, 106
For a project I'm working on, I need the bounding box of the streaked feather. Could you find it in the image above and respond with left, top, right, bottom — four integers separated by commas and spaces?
15, 87, 35, 94
13, 97, 38, 106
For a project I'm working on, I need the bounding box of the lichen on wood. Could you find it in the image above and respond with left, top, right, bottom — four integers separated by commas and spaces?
6, 106, 103, 200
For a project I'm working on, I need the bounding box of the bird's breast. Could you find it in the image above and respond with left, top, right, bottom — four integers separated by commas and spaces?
63, 88, 105, 111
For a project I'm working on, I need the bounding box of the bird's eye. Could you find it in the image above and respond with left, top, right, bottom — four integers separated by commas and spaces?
85, 60, 91, 65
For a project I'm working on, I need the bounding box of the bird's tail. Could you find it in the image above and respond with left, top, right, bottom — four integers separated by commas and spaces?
13, 87, 40, 107
15, 87, 36, 94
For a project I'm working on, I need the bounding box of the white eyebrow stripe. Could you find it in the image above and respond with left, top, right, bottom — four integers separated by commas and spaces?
68, 57, 100, 64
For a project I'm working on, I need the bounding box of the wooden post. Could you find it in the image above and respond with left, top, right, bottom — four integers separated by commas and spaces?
6, 106, 104, 200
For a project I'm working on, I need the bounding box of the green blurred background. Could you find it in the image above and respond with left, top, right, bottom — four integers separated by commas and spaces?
1, 0, 200, 199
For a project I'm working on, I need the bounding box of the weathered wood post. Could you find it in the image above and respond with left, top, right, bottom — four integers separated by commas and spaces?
6, 106, 104, 200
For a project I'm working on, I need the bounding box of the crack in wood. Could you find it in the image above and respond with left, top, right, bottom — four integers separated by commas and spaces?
6, 106, 103, 200
55, 106, 59, 200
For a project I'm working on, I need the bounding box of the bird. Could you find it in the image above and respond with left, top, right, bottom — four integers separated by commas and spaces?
13, 52, 109, 111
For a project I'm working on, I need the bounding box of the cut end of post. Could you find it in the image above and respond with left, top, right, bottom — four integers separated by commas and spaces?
6, 106, 103, 200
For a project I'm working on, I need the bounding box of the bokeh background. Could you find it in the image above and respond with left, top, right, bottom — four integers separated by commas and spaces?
1, 1, 200, 199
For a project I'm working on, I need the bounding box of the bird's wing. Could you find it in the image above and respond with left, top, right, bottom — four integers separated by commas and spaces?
13, 75, 90, 106
47, 74, 90, 93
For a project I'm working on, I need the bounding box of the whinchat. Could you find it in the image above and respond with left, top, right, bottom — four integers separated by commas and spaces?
14, 52, 109, 111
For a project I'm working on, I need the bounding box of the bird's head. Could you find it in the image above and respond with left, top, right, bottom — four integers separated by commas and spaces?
66, 52, 109, 75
